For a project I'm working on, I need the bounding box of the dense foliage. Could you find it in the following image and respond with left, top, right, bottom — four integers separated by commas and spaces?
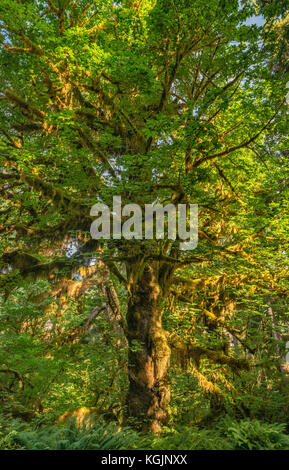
0, 0, 289, 449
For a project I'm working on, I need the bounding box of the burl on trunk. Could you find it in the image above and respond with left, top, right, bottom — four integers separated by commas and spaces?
126, 263, 171, 434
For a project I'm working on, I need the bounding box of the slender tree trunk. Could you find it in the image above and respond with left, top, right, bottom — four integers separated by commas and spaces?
126, 263, 171, 434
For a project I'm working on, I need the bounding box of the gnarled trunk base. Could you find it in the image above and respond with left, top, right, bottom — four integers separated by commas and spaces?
126, 264, 170, 434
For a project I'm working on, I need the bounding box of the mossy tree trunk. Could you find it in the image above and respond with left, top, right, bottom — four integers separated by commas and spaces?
126, 263, 171, 434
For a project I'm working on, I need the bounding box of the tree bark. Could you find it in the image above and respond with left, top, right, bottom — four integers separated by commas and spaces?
126, 263, 171, 434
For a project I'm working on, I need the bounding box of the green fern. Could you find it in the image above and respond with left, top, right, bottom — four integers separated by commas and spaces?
13, 416, 139, 450
222, 419, 289, 450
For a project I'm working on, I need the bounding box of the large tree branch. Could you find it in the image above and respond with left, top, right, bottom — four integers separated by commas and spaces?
193, 103, 284, 168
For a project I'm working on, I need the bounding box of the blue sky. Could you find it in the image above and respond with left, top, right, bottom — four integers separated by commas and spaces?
246, 15, 265, 26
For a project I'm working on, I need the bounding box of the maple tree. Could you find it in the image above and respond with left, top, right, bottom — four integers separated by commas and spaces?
0, 0, 288, 433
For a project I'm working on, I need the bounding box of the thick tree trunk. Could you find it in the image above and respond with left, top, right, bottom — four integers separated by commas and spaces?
126, 264, 171, 434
